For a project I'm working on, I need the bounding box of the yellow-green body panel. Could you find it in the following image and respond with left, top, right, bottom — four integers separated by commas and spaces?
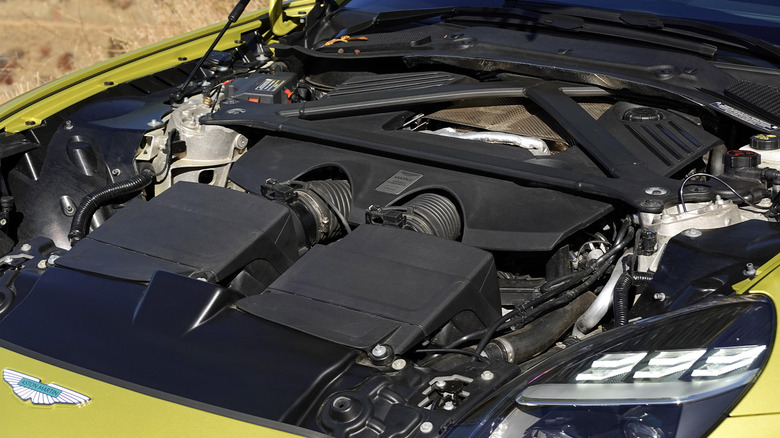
709, 253, 780, 436
0, 346, 305, 437
0, 1, 316, 134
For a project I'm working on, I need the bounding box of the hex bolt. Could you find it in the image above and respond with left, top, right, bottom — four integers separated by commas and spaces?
744, 263, 757, 279
391, 359, 407, 370
644, 186, 668, 196
443, 401, 455, 411
435, 380, 447, 389
481, 370, 494, 381
419, 422, 434, 434
20, 243, 31, 252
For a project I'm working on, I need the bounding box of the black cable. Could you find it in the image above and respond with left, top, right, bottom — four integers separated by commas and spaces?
679, 172, 766, 212
467, 219, 633, 354
415, 348, 489, 363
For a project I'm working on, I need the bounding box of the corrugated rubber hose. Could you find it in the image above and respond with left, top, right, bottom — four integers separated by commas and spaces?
68, 167, 156, 246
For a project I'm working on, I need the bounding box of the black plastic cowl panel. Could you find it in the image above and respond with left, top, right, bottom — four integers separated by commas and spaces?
0, 267, 376, 429
238, 225, 501, 354
229, 134, 612, 252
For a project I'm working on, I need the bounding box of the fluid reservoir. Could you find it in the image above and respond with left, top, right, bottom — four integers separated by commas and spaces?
740, 133, 780, 169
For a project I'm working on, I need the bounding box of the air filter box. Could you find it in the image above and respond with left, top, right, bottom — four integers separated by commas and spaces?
237, 225, 501, 354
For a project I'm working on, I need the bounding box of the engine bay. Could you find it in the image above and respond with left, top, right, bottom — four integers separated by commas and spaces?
1, 13, 780, 435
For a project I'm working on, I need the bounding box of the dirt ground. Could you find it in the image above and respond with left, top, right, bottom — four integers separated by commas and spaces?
0, 0, 269, 102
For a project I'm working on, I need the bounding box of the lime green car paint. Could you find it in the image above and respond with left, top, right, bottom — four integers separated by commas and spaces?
707, 254, 780, 435
0, 1, 317, 134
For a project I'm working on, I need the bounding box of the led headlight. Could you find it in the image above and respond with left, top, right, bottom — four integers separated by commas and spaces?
449, 295, 774, 438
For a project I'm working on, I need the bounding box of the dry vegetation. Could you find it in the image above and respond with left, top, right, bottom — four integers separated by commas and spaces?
0, 0, 270, 103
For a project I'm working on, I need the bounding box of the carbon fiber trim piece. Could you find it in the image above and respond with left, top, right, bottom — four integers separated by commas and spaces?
428, 98, 611, 141
725, 80, 780, 121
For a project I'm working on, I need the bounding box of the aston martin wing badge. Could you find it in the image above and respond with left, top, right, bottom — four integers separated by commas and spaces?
3, 369, 90, 405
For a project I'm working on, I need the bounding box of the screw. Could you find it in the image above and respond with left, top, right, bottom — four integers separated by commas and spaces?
104, 81, 114, 86
481, 370, 494, 381
682, 228, 702, 238
20, 243, 31, 252
419, 422, 434, 433
25, 121, 35, 126
744, 263, 757, 279
178, 56, 188, 61
640, 200, 663, 210
337, 48, 344, 55
64, 120, 74, 130
371, 344, 388, 358
391, 359, 407, 370
111, 168, 121, 176
354, 49, 361, 55
653, 292, 666, 301
644, 186, 668, 196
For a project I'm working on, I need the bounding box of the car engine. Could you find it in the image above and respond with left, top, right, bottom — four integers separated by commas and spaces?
1, 17, 780, 436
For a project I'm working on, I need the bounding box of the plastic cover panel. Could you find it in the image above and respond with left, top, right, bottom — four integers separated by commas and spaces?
56, 182, 300, 282
237, 225, 501, 354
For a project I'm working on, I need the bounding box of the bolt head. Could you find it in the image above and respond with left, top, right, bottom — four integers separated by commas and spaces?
644, 186, 668, 196
481, 370, 495, 381
371, 344, 388, 358
37, 260, 47, 270
682, 228, 702, 238
653, 292, 666, 301
419, 422, 434, 433
47, 254, 60, 266
20, 243, 32, 252
391, 359, 407, 370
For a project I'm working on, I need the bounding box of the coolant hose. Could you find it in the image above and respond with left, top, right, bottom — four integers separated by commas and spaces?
573, 252, 632, 337
483, 291, 596, 364
68, 167, 155, 246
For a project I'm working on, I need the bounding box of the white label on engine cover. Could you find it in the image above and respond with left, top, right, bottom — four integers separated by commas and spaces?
375, 170, 423, 195
710, 102, 778, 131
255, 79, 285, 92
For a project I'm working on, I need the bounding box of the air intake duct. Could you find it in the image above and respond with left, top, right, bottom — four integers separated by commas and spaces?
366, 193, 461, 240
262, 179, 352, 246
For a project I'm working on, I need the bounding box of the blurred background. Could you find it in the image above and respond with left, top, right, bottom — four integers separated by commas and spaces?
0, 0, 270, 102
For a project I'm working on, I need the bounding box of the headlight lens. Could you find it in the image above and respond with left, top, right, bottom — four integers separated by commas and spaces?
449, 295, 774, 438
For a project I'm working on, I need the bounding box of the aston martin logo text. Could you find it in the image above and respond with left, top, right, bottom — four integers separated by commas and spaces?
3, 369, 90, 405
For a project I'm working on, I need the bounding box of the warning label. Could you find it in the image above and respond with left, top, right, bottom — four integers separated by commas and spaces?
375, 170, 424, 195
